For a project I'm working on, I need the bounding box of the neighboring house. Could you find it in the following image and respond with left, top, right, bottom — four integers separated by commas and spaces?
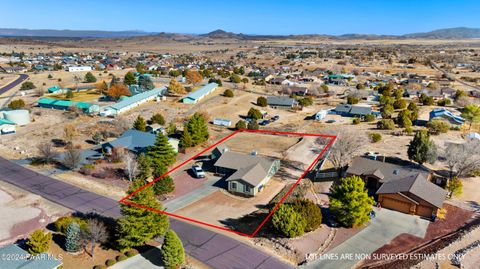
182, 83, 218, 104
429, 108, 465, 126
95, 129, 178, 154
0, 118, 16, 135
213, 118, 232, 127
281, 85, 309, 96
334, 104, 377, 118
47, 86, 62, 93
37, 98, 100, 114
212, 146, 280, 196
0, 244, 62, 269
100, 87, 166, 116
347, 157, 447, 218
68, 66, 92, 72
266, 96, 298, 109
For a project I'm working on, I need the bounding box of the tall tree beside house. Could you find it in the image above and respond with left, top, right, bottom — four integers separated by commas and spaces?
247, 107, 263, 119
185, 113, 209, 146
65, 221, 81, 252
407, 130, 438, 165
147, 132, 177, 168
84, 72, 97, 83
150, 113, 166, 125
272, 204, 307, 238
160, 230, 185, 269
137, 153, 153, 181
26, 230, 52, 255
124, 72, 137, 85
461, 104, 480, 130
152, 162, 175, 196
133, 116, 147, 132
138, 75, 155, 90
179, 129, 193, 149
329, 176, 374, 227
256, 97, 268, 107
107, 83, 131, 100
117, 179, 169, 251
168, 78, 186, 94
185, 70, 203, 86
446, 177, 463, 198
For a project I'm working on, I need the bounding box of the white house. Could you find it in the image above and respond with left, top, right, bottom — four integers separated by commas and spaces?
100, 87, 166, 116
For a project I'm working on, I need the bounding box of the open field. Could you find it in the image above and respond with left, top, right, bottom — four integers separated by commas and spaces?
49, 89, 103, 102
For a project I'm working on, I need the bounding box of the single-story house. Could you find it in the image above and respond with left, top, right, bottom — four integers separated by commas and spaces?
47, 86, 62, 93
334, 104, 377, 118
266, 96, 298, 109
213, 118, 232, 127
347, 157, 447, 218
281, 86, 309, 96
429, 108, 465, 126
0, 244, 62, 269
100, 87, 166, 116
212, 146, 280, 196
0, 118, 16, 134
95, 129, 178, 154
37, 98, 100, 114
182, 83, 218, 104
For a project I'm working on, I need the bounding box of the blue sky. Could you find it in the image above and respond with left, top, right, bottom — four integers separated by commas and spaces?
1, 0, 479, 35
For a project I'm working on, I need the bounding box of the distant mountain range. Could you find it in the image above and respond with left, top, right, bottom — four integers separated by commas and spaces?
1, 27, 480, 40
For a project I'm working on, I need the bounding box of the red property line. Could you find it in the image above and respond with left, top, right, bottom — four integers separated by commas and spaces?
119, 129, 336, 238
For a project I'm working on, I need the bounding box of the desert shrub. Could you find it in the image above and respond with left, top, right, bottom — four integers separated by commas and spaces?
393, 99, 407, 109
437, 98, 451, 106
8, 99, 26, 109
427, 119, 450, 135
247, 107, 262, 120
125, 249, 138, 257
235, 120, 246, 130
54, 216, 88, 234
298, 97, 313, 106
369, 133, 382, 143
223, 89, 234, 97
93, 265, 106, 269
352, 118, 360, 125
257, 96, 268, 107
364, 114, 375, 122
291, 199, 322, 232
105, 259, 116, 266
377, 119, 395, 130
272, 204, 306, 238
347, 95, 359, 104
116, 254, 128, 262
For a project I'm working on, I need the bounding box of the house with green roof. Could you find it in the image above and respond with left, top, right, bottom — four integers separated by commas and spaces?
182, 83, 218, 104
37, 98, 99, 114
0, 118, 16, 134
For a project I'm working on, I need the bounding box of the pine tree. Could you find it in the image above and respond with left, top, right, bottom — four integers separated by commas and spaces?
137, 153, 153, 181
117, 179, 169, 251
161, 230, 185, 269
329, 176, 374, 227
147, 133, 177, 168
272, 204, 306, 238
186, 113, 209, 146
84, 72, 97, 83
124, 72, 137, 85
150, 113, 166, 125
26, 230, 52, 255
407, 130, 437, 165
235, 120, 247, 130
179, 129, 193, 149
133, 116, 147, 132
152, 163, 175, 195
65, 221, 81, 252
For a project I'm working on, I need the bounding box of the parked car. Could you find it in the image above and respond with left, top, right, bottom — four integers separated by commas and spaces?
259, 120, 270, 126
271, 115, 280, 121
191, 165, 205, 178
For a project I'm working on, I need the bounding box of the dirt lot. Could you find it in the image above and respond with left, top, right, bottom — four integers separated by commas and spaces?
0, 181, 70, 246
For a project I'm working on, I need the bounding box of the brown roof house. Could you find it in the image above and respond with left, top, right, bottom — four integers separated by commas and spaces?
212, 146, 280, 196
347, 157, 447, 219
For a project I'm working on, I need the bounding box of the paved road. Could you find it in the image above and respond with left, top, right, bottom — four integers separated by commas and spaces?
302, 208, 429, 269
0, 74, 28, 95
0, 157, 293, 269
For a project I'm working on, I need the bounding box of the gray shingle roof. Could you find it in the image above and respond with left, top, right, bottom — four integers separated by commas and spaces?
266, 96, 297, 107
347, 157, 428, 183
376, 173, 447, 208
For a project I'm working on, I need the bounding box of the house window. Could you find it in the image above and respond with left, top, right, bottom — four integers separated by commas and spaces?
245, 185, 251, 193
231, 182, 237, 189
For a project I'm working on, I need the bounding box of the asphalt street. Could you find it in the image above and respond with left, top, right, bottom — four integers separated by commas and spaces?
0, 74, 28, 95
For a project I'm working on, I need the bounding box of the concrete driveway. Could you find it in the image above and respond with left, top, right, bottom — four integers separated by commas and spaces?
109, 246, 164, 269
303, 208, 430, 269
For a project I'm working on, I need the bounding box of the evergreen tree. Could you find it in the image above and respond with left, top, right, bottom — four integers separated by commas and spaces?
138, 75, 155, 90
117, 179, 169, 251
26, 230, 52, 255
179, 129, 193, 149
272, 204, 306, 238
329, 176, 374, 227
247, 120, 259, 130
185, 113, 209, 146
407, 130, 437, 164
124, 72, 137, 85
150, 113, 166, 125
461, 104, 480, 130
65, 221, 81, 252
247, 107, 262, 120
235, 120, 247, 130
147, 132, 177, 168
256, 97, 268, 107
137, 153, 153, 181
161, 230, 185, 269
152, 162, 175, 195
84, 72, 97, 83
133, 116, 147, 132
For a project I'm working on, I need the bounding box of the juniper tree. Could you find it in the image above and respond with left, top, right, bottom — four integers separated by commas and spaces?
161, 230, 185, 269
133, 116, 147, 132
27, 230, 52, 255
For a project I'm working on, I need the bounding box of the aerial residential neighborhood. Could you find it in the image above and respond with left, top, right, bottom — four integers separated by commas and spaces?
0, 1, 480, 269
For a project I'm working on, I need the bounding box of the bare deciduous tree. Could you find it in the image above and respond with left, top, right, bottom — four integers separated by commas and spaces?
317, 130, 366, 174
37, 142, 57, 164
63, 124, 78, 145
123, 152, 138, 181
442, 140, 480, 178
63, 145, 82, 170
82, 218, 108, 258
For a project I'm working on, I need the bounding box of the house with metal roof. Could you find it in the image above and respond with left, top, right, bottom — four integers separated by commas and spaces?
429, 108, 465, 126
212, 146, 280, 196
334, 104, 377, 117
94, 129, 178, 154
100, 87, 166, 116
0, 244, 62, 269
37, 98, 99, 114
182, 83, 218, 104
266, 96, 298, 109
0, 118, 16, 134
